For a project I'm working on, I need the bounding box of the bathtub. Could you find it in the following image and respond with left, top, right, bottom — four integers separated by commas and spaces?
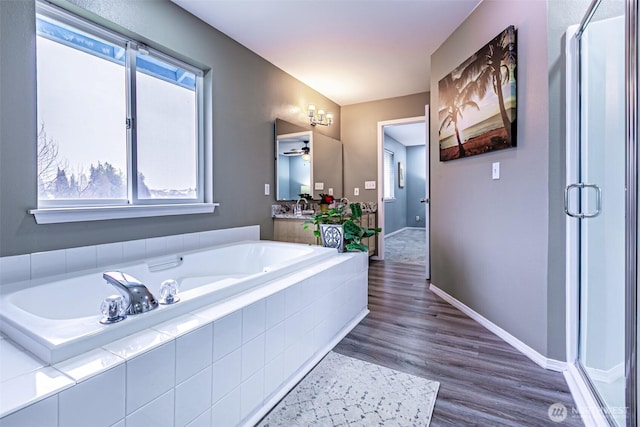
0, 240, 338, 364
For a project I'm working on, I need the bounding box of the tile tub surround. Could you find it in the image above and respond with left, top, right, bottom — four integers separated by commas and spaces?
0, 243, 369, 426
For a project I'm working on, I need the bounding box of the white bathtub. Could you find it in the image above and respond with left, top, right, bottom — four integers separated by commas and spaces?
0, 240, 338, 364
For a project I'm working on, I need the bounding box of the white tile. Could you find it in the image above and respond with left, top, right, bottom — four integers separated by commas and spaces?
263, 352, 284, 400
0, 340, 45, 383
125, 389, 174, 427
241, 334, 264, 382
54, 348, 124, 383
285, 311, 304, 350
0, 395, 57, 427
0, 254, 31, 285
265, 291, 285, 328
145, 237, 167, 258
122, 239, 146, 262
175, 324, 213, 384
212, 311, 241, 362
103, 329, 173, 361
264, 321, 285, 363
125, 341, 175, 415
198, 230, 218, 249
175, 366, 212, 427
211, 348, 241, 404
242, 300, 265, 344
182, 233, 201, 252
283, 342, 302, 380
65, 245, 97, 273
59, 364, 126, 427
284, 284, 301, 318
240, 368, 264, 420
0, 367, 73, 418
96, 242, 124, 267
185, 408, 211, 427
153, 314, 211, 340
210, 386, 240, 427
30, 249, 66, 279
165, 234, 184, 254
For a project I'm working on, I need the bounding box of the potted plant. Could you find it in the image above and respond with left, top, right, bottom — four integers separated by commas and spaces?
304, 202, 381, 252
318, 193, 334, 213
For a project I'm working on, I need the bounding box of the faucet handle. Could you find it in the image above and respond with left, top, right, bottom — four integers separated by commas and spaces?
100, 295, 127, 324
159, 279, 180, 305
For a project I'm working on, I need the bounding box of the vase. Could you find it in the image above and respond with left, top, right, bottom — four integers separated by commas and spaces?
319, 224, 344, 252
320, 203, 329, 213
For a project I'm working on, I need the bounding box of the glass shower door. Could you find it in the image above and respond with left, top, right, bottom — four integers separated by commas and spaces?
575, 1, 626, 424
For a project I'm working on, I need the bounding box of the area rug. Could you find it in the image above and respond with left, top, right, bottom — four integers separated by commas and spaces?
384, 229, 426, 265
257, 351, 440, 426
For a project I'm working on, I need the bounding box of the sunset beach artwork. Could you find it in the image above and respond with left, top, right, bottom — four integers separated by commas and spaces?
438, 25, 517, 161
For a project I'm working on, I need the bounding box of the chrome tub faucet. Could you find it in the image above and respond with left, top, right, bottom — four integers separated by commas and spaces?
103, 271, 158, 315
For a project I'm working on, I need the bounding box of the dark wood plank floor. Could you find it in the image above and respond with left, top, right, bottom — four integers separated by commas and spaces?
334, 261, 584, 427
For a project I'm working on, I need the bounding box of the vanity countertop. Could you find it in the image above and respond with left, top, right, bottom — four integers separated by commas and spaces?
273, 214, 315, 220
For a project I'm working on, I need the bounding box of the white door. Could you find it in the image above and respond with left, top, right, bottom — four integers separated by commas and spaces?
423, 105, 430, 279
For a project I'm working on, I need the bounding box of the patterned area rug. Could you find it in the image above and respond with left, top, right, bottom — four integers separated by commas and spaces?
257, 351, 439, 426
384, 229, 426, 265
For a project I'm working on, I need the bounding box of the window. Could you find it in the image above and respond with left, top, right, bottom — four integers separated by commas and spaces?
383, 149, 395, 200
32, 2, 213, 223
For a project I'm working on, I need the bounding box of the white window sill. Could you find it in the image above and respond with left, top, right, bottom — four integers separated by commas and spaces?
29, 203, 220, 224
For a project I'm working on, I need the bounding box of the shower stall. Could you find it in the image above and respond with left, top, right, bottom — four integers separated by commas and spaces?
565, 0, 637, 425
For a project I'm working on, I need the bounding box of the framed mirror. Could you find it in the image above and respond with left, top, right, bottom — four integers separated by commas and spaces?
275, 119, 343, 201
276, 130, 313, 200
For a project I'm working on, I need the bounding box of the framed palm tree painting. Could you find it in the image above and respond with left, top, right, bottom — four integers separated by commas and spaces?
438, 25, 517, 161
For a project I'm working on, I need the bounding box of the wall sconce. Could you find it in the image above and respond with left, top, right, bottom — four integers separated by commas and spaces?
308, 104, 333, 127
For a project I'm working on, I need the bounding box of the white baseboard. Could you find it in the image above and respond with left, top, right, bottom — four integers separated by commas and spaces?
564, 364, 612, 426
384, 226, 425, 238
584, 362, 625, 385
429, 283, 567, 372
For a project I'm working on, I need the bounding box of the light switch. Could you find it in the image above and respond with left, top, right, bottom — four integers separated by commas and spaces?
492, 162, 500, 180
264, 183, 270, 195
354, 187, 360, 196
314, 182, 324, 190
364, 181, 376, 190
328, 188, 333, 195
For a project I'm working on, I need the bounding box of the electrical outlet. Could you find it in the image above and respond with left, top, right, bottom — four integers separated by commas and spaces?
328, 188, 333, 195
354, 187, 360, 196
416, 215, 420, 222
264, 183, 270, 196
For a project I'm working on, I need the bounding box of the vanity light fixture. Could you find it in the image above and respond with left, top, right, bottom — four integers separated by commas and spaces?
308, 104, 333, 127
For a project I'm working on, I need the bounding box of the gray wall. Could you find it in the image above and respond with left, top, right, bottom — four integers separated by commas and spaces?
406, 145, 426, 228
430, 1, 554, 357
383, 135, 407, 235
341, 92, 429, 205
0, 0, 340, 256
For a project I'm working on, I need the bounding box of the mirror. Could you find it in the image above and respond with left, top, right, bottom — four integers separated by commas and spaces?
275, 119, 343, 201
276, 131, 313, 201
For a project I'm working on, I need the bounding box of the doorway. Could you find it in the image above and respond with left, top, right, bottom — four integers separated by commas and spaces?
376, 112, 430, 277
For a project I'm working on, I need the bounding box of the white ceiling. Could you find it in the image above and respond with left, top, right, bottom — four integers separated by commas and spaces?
170, 0, 482, 106
384, 122, 426, 146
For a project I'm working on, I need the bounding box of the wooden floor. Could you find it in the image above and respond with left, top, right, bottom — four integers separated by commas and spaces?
334, 261, 583, 427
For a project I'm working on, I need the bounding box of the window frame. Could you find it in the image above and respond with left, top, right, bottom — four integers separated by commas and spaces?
30, 1, 215, 224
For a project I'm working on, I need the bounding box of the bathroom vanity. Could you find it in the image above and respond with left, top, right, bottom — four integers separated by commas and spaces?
272, 211, 378, 256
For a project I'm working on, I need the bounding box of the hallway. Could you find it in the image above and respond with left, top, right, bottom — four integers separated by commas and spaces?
384, 229, 426, 265
334, 261, 581, 426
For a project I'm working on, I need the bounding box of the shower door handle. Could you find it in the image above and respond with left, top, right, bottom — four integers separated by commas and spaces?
564, 183, 602, 218
420, 198, 429, 204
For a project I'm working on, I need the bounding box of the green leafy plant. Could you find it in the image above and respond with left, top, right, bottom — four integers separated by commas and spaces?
304, 203, 381, 252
